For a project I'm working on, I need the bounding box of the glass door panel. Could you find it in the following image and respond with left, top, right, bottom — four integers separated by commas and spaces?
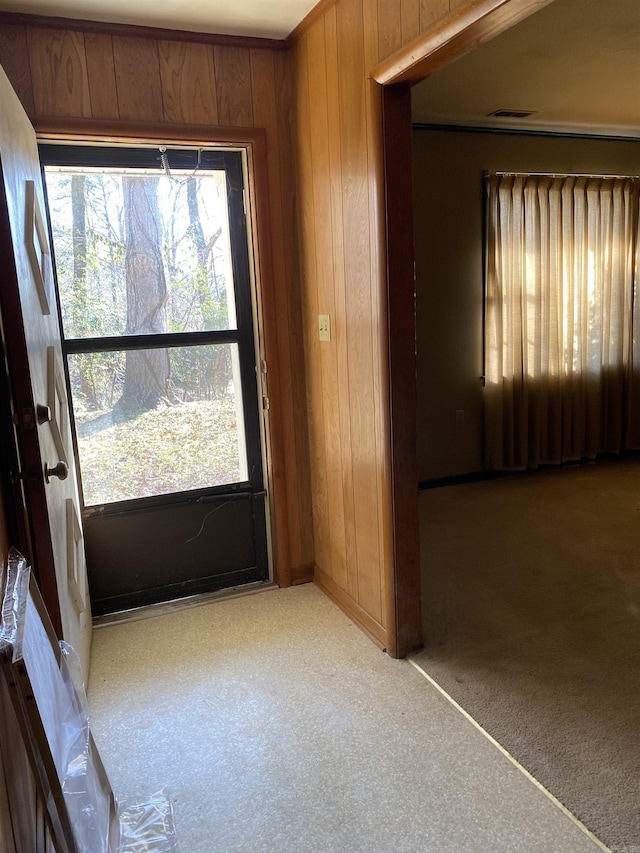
45, 167, 238, 337
68, 344, 248, 504
41, 145, 269, 614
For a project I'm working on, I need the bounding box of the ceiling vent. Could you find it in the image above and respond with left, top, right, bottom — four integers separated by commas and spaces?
487, 109, 537, 119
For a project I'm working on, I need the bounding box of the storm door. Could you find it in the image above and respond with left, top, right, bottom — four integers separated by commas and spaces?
40, 144, 269, 615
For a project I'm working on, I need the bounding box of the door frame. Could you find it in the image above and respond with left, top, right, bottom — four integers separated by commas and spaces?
32, 118, 291, 613
374, 0, 557, 657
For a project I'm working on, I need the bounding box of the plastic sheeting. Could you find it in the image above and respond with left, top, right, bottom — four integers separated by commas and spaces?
0, 548, 179, 853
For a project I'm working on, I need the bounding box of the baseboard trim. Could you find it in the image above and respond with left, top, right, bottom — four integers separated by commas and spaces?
291, 564, 314, 585
314, 566, 387, 650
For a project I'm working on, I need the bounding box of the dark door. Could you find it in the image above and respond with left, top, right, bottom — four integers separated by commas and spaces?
0, 69, 92, 677
40, 144, 270, 615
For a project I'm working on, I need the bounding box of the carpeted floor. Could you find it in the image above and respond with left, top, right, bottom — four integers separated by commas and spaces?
414, 457, 640, 853
87, 584, 602, 852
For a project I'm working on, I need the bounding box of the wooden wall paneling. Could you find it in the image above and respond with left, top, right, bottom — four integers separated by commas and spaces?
0, 25, 35, 117
401, 0, 423, 45
159, 40, 218, 125
307, 18, 348, 592
112, 35, 163, 122
248, 47, 293, 585
84, 33, 119, 119
0, 12, 286, 52
364, 0, 395, 646
324, 5, 358, 601
377, 0, 403, 65
336, 0, 383, 627
420, 0, 450, 31
273, 49, 315, 575
213, 46, 254, 127
27, 28, 91, 118
294, 35, 332, 578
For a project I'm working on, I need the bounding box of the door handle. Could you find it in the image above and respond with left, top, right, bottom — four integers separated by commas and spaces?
45, 460, 69, 482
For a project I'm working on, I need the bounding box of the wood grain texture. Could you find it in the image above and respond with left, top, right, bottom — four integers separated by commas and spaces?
159, 40, 217, 125
112, 36, 163, 121
273, 48, 315, 573
337, 0, 383, 626
308, 19, 349, 592
84, 33, 118, 119
0, 11, 286, 51
363, 0, 394, 647
294, 33, 331, 578
324, 6, 358, 601
402, 0, 423, 44
214, 45, 254, 127
27, 27, 91, 117
377, 0, 403, 65
0, 25, 34, 117
420, 0, 450, 30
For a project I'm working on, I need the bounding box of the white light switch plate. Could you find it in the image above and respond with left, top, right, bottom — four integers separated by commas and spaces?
318, 314, 331, 342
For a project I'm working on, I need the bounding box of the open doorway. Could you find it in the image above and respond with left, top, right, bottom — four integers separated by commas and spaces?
380, 0, 640, 847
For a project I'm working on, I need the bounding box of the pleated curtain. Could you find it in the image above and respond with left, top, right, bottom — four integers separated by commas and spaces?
484, 173, 640, 471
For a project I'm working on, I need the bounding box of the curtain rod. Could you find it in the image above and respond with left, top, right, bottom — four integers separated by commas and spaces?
492, 171, 640, 180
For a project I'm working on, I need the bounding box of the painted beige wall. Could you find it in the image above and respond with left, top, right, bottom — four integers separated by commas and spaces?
413, 127, 640, 482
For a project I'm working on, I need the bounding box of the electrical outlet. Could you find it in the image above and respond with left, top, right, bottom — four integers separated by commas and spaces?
455, 409, 464, 426
318, 314, 331, 342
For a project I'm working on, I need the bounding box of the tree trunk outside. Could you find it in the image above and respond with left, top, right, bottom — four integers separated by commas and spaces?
117, 176, 169, 414
186, 179, 229, 398
71, 174, 98, 408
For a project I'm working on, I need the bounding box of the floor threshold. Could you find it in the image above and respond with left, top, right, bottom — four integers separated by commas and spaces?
92, 580, 278, 629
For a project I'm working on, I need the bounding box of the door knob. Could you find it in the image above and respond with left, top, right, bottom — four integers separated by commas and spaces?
45, 460, 69, 482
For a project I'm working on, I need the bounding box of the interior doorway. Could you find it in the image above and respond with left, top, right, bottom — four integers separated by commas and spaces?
40, 143, 270, 616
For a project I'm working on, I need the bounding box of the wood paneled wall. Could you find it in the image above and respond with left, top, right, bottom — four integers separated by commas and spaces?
0, 0, 494, 655
0, 18, 315, 586
288, 0, 466, 650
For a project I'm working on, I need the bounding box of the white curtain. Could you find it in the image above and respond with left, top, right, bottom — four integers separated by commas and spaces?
484, 173, 640, 470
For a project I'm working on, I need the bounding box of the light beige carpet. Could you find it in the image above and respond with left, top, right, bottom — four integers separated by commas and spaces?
88, 584, 601, 852
415, 458, 640, 853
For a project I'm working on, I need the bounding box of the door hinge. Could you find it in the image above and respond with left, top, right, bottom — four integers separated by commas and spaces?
242, 189, 247, 216
12, 407, 35, 429
262, 395, 270, 411
260, 359, 267, 375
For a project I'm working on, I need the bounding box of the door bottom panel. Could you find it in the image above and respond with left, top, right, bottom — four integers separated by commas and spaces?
84, 493, 268, 615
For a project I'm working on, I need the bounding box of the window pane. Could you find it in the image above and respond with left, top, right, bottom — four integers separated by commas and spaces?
44, 168, 237, 338
68, 344, 248, 504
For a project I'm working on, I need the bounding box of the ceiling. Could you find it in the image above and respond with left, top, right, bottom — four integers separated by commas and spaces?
0, 0, 317, 39
411, 0, 640, 138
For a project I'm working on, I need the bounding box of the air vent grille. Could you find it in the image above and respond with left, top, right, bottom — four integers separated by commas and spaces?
487, 109, 537, 119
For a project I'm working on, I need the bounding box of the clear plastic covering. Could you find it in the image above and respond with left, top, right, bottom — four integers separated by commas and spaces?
0, 549, 179, 853
117, 791, 178, 853
0, 547, 30, 661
